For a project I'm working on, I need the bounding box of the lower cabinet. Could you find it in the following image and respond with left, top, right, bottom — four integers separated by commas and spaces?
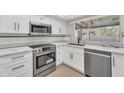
62, 46, 84, 74
56, 45, 63, 66
112, 53, 124, 77
0, 51, 33, 77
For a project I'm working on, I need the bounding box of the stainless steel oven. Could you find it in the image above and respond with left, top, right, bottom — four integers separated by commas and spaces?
29, 44, 56, 77
30, 22, 52, 35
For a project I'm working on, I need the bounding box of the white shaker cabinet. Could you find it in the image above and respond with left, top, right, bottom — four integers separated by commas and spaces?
16, 16, 29, 34
112, 53, 124, 77
62, 47, 71, 66
0, 16, 17, 33
0, 47, 33, 77
73, 49, 84, 73
63, 46, 84, 73
30, 15, 51, 24
56, 45, 63, 66
52, 19, 67, 35
67, 23, 78, 43
0, 15, 29, 34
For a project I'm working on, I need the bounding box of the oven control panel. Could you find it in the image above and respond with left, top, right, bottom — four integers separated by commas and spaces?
33, 46, 55, 53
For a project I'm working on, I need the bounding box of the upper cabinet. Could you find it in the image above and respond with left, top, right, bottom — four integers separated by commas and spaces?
67, 23, 77, 42
0, 16, 16, 33
29, 15, 51, 24
51, 18, 67, 35
0, 15, 29, 34
16, 16, 29, 34
0, 15, 67, 35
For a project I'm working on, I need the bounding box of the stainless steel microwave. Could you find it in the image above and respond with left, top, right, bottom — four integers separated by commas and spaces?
30, 22, 52, 35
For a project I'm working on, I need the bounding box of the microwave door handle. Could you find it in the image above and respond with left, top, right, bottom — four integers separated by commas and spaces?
85, 51, 110, 58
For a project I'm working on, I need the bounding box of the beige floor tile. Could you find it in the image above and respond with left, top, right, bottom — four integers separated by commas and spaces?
47, 64, 85, 77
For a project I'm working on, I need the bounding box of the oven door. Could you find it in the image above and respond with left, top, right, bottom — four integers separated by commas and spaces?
33, 51, 56, 76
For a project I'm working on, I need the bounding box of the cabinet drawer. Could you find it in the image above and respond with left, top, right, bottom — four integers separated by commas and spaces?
0, 52, 32, 66
11, 52, 32, 61
0, 60, 32, 77
17, 70, 33, 77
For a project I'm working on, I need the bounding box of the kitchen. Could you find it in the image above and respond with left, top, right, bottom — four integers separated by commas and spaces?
0, 15, 124, 77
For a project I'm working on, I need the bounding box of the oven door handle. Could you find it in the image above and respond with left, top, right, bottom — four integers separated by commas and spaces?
35, 50, 55, 56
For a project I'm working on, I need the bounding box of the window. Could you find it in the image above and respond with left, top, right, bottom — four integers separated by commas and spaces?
89, 16, 120, 43
75, 15, 120, 43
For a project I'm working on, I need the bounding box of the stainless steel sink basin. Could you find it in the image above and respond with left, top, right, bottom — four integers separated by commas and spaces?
68, 43, 85, 46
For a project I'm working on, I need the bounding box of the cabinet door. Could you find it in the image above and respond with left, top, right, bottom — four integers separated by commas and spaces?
68, 49, 82, 72
57, 22, 67, 34
56, 46, 63, 66
74, 50, 84, 73
51, 19, 59, 34
30, 15, 51, 24
62, 48, 70, 65
0, 15, 16, 33
60, 22, 67, 34
63, 47, 84, 74
16, 16, 29, 34
112, 53, 124, 77
52, 19, 67, 35
63, 48, 74, 67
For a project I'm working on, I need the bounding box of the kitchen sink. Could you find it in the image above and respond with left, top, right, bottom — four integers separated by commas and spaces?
68, 43, 85, 46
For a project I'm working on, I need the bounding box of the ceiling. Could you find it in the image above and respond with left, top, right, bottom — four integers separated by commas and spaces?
50, 15, 89, 22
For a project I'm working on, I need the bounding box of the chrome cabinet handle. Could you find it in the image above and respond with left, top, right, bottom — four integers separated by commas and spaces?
70, 53, 71, 59
113, 56, 115, 67
70, 53, 73, 60
12, 65, 24, 71
71, 53, 73, 60
14, 22, 16, 31
17, 23, 20, 31
12, 55, 24, 60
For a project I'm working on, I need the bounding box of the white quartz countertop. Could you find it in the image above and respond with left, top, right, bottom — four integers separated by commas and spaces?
0, 46, 32, 57
84, 45, 124, 54
51, 42, 69, 46
62, 44, 124, 55
1, 41, 124, 55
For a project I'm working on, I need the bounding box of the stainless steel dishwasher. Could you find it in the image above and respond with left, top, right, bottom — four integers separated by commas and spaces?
84, 49, 111, 77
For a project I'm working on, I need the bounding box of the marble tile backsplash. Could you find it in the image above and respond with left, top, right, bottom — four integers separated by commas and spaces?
0, 37, 66, 45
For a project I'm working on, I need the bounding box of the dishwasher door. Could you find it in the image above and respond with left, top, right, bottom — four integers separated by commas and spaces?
84, 49, 111, 77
